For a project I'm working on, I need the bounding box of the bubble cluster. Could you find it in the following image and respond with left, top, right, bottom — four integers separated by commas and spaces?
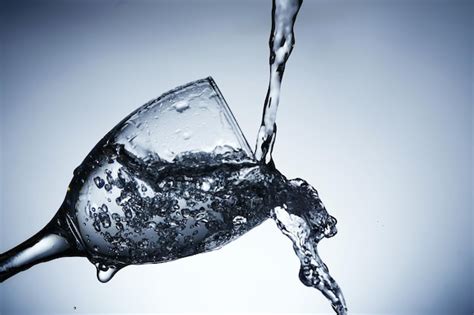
68, 146, 276, 267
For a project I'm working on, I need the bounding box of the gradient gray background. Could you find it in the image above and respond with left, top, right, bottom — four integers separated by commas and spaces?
0, 0, 472, 314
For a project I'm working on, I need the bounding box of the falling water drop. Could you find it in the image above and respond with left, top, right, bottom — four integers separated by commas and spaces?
95, 263, 121, 283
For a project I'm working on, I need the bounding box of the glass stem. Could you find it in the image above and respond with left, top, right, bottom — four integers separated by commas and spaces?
0, 213, 84, 282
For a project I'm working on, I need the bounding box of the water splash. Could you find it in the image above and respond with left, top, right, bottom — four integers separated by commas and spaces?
272, 205, 347, 315
0, 1, 347, 312
0, 141, 346, 315
255, 0, 303, 164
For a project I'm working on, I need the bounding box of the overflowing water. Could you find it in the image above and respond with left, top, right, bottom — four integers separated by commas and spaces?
0, 1, 347, 314
273, 205, 347, 314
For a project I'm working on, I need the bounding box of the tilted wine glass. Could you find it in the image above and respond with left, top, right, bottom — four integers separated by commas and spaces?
0, 77, 347, 315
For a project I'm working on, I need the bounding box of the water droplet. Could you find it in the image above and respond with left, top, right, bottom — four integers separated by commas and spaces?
84, 203, 92, 217
96, 263, 121, 283
173, 101, 190, 113
182, 131, 192, 140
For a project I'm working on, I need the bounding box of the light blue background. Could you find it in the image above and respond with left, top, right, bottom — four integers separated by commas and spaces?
0, 0, 472, 314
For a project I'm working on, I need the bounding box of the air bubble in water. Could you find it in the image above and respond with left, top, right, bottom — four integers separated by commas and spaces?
233, 215, 247, 226
98, 212, 111, 228
201, 181, 211, 191
94, 177, 105, 188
